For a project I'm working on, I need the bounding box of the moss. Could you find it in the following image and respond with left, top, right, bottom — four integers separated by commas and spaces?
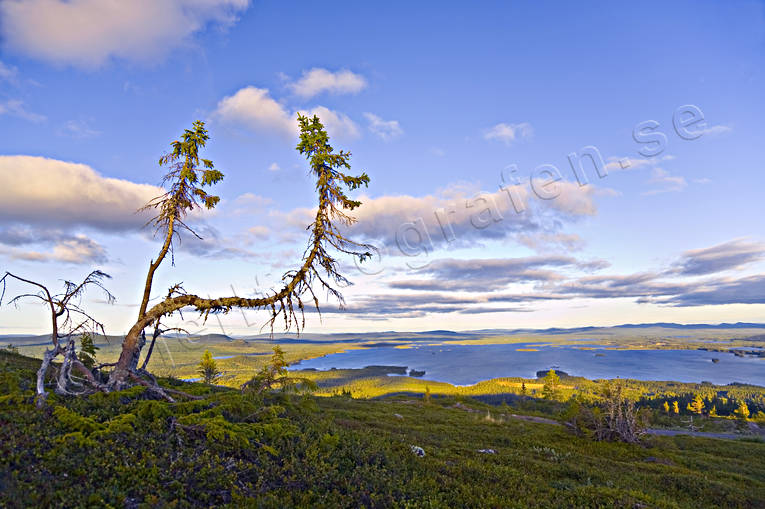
135, 400, 172, 421
54, 405, 104, 434
0, 370, 23, 394
56, 431, 98, 448
177, 413, 254, 450
102, 413, 137, 435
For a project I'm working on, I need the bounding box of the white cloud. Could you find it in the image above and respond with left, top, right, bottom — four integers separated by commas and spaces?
695, 124, 732, 137
0, 234, 107, 264
0, 99, 46, 123
604, 157, 652, 171
299, 105, 359, 139
214, 86, 360, 139
484, 122, 533, 145
51, 236, 108, 263
364, 113, 403, 140
0, 0, 250, 68
288, 68, 367, 98
248, 225, 270, 239
0, 60, 18, 81
230, 192, 274, 216
175, 223, 261, 260
671, 238, 765, 276
233, 192, 274, 207
58, 118, 101, 138
0, 155, 161, 231
643, 167, 687, 195
604, 155, 709, 195
267, 162, 280, 172
604, 154, 674, 171
276, 180, 605, 253
517, 233, 585, 252
213, 87, 294, 136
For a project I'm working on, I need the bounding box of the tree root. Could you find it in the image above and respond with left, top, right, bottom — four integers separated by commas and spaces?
35, 347, 201, 406
128, 372, 202, 402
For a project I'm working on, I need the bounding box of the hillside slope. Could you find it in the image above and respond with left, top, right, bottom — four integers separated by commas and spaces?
1, 351, 763, 508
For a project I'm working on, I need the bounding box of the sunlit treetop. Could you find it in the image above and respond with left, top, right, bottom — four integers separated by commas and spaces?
145, 120, 224, 238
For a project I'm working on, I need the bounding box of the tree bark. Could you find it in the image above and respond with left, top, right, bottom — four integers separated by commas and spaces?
35, 346, 59, 407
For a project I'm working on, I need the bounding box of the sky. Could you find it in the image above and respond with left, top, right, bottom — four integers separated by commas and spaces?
1, 0, 764, 336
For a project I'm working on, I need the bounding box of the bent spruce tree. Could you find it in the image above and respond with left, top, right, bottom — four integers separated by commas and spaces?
107, 114, 371, 392
107, 115, 370, 390
3, 114, 371, 402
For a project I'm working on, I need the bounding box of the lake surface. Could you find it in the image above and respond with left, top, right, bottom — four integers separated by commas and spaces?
291, 344, 765, 386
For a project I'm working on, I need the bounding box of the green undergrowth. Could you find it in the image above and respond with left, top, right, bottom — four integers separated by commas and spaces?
1, 350, 764, 508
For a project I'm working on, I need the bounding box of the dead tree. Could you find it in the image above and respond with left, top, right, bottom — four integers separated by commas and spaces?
107, 114, 372, 391
0, 270, 114, 406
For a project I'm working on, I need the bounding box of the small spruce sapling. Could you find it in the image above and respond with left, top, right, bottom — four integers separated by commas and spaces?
241, 346, 316, 394
198, 350, 221, 384
78, 332, 99, 369
542, 369, 560, 400
687, 394, 705, 415
734, 401, 750, 420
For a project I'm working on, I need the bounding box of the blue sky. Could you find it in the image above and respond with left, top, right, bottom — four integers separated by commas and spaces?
1, 0, 764, 335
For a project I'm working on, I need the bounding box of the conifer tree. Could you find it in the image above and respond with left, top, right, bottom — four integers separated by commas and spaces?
687, 394, 705, 415
198, 350, 221, 384
106, 114, 371, 394
4, 114, 371, 401
78, 332, 99, 369
542, 369, 560, 399
734, 401, 750, 420
241, 345, 315, 394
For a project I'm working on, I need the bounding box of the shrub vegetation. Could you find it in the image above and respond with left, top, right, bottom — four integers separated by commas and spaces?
1, 350, 764, 508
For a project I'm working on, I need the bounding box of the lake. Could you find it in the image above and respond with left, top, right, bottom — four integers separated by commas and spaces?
291, 343, 765, 386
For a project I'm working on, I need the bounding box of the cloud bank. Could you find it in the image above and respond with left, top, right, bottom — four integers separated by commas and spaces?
0, 155, 161, 231
0, 0, 250, 68
277, 181, 605, 254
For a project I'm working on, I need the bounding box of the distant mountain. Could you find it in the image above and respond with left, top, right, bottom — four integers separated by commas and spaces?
163, 333, 235, 343
3, 322, 765, 346
0, 334, 125, 347
612, 322, 765, 330
467, 322, 765, 334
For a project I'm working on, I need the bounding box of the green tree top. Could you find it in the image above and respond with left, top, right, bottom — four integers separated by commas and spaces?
155, 120, 224, 219
242, 345, 316, 394
734, 401, 750, 420
136, 120, 224, 321
109, 115, 373, 390
542, 369, 560, 399
296, 114, 371, 267
78, 332, 99, 369
198, 350, 221, 384
687, 394, 705, 415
